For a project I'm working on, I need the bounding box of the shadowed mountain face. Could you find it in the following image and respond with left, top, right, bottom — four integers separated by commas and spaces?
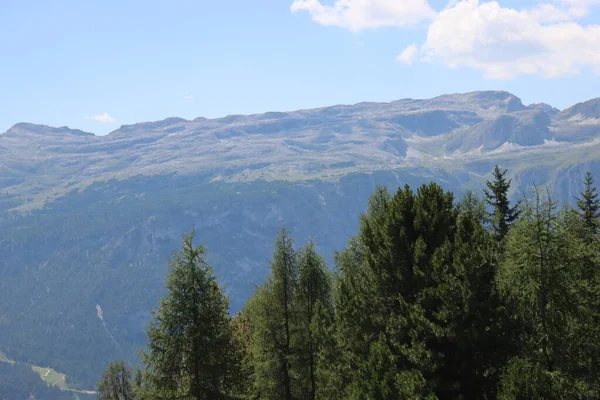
2, 91, 600, 388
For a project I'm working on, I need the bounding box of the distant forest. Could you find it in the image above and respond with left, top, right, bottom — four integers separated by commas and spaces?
96, 166, 600, 400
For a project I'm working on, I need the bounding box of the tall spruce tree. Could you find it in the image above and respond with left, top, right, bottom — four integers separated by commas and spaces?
576, 171, 600, 241
139, 232, 236, 400
484, 165, 520, 241
248, 228, 299, 400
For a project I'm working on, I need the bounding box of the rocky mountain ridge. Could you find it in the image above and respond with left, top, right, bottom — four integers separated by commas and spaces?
3, 91, 600, 212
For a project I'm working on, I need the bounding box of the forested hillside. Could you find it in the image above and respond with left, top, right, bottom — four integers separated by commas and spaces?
3, 92, 600, 390
98, 168, 600, 399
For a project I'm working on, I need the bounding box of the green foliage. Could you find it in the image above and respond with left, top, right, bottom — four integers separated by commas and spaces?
248, 228, 298, 400
97, 361, 135, 400
91, 168, 600, 399
138, 232, 238, 400
296, 241, 333, 400
0, 362, 78, 400
317, 183, 516, 399
244, 230, 335, 400
497, 186, 600, 398
227, 312, 254, 399
498, 357, 558, 400
0, 170, 459, 390
576, 171, 600, 241
485, 165, 520, 241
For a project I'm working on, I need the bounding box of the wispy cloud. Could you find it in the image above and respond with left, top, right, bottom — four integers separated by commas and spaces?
396, 44, 419, 65
85, 112, 116, 123
184, 94, 195, 101
290, 0, 435, 32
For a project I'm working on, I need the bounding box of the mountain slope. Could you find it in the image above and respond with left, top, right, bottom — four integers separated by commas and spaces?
1, 91, 600, 388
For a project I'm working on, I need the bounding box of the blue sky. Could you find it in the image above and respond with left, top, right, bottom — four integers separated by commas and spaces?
1, 0, 600, 135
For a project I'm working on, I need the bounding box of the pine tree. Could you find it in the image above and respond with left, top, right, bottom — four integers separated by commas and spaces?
248, 228, 298, 400
576, 171, 600, 241
484, 165, 520, 241
331, 183, 461, 399
97, 361, 135, 400
139, 232, 236, 400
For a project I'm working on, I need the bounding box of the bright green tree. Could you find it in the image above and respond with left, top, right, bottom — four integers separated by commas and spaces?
484, 165, 520, 241
139, 232, 237, 400
497, 188, 586, 398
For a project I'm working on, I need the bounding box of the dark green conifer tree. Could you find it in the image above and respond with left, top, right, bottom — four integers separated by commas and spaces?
430, 192, 517, 399
484, 165, 520, 241
331, 184, 458, 398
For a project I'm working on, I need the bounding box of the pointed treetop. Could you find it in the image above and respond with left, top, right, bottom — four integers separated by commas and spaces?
484, 165, 520, 242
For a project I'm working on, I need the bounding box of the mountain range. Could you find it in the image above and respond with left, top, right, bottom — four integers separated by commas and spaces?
2, 90, 600, 391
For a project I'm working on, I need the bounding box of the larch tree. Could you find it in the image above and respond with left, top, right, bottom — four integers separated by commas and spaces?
139, 231, 237, 400
497, 188, 585, 398
248, 228, 299, 400
296, 240, 332, 400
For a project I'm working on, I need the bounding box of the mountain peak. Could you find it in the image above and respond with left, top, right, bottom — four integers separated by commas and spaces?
5, 123, 95, 136
428, 91, 526, 114
466, 91, 526, 112
557, 97, 600, 120
115, 117, 189, 134
527, 103, 560, 116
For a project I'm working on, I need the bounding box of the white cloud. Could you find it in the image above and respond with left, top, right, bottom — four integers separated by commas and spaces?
184, 94, 195, 100
291, 0, 600, 79
417, 0, 600, 79
290, 0, 436, 32
397, 44, 419, 64
85, 113, 116, 123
